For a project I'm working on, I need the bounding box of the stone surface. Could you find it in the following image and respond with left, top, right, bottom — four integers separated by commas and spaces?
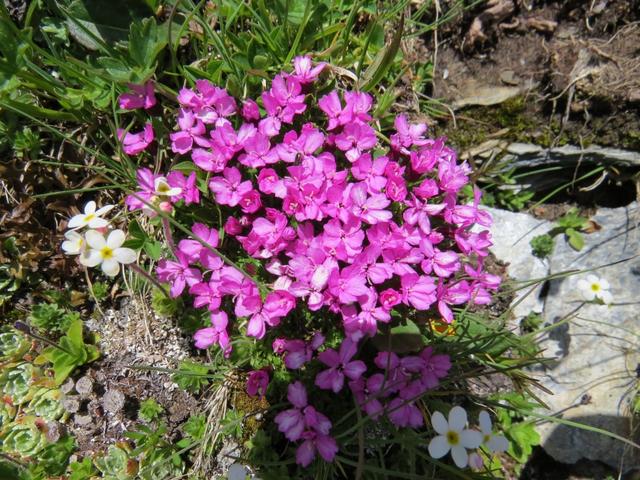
504, 143, 640, 167
482, 207, 552, 322
535, 202, 640, 470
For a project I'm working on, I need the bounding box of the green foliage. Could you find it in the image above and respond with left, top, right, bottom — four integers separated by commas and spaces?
28, 303, 79, 334
34, 318, 100, 385
530, 234, 555, 259
138, 398, 164, 422
69, 457, 97, 480
182, 413, 206, 441
0, 238, 25, 307
0, 327, 30, 362
28, 388, 65, 421
13, 125, 41, 158
90, 281, 110, 301
520, 312, 544, 333
1, 415, 48, 458
94, 443, 139, 479
0, 362, 39, 404
495, 393, 541, 464
530, 208, 591, 257
221, 409, 244, 440
172, 360, 211, 393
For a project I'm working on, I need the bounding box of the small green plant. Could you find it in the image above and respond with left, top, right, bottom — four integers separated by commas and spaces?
220, 409, 244, 440
520, 312, 544, 333
495, 393, 541, 467
29, 303, 79, 334
530, 234, 555, 259
138, 398, 164, 423
0, 326, 30, 362
94, 443, 139, 479
34, 318, 100, 385
0, 361, 39, 404
1, 415, 49, 458
530, 208, 592, 258
172, 360, 211, 394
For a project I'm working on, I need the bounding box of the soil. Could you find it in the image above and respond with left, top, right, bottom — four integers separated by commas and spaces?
425, 0, 640, 204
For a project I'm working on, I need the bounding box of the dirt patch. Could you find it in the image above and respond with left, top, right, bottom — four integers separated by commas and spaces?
65, 297, 199, 457
429, 0, 640, 152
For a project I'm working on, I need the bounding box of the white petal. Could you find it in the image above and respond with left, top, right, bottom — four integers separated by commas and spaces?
88, 217, 109, 229
80, 249, 102, 267
577, 279, 588, 290
460, 429, 483, 449
84, 201, 96, 214
451, 445, 468, 468
431, 411, 448, 435
478, 410, 492, 435
599, 290, 613, 305
85, 230, 106, 249
599, 278, 610, 290
165, 187, 182, 196
448, 406, 467, 432
107, 229, 126, 249
95, 204, 115, 216
101, 258, 120, 277
428, 435, 450, 459
487, 434, 509, 453
587, 274, 600, 283
67, 214, 86, 229
62, 240, 80, 255
582, 289, 596, 301
114, 248, 136, 264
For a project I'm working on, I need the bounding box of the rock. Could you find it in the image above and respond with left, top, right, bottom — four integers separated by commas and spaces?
62, 396, 80, 414
480, 207, 552, 322
102, 389, 125, 414
504, 143, 640, 168
74, 414, 93, 427
535, 202, 640, 470
75, 376, 94, 396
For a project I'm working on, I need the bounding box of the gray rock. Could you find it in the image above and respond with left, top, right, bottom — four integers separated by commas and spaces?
481, 207, 552, 322
102, 389, 125, 414
535, 202, 640, 470
504, 143, 640, 168
75, 376, 94, 396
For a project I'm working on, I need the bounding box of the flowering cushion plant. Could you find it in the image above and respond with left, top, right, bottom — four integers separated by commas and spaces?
117, 56, 507, 472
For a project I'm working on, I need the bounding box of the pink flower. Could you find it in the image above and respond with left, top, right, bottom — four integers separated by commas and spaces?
170, 109, 209, 154
349, 373, 385, 419
334, 122, 377, 163
167, 171, 200, 205
419, 346, 451, 389
242, 99, 261, 121
178, 223, 219, 263
246, 369, 269, 398
296, 430, 338, 467
379, 288, 401, 311
156, 251, 202, 298
118, 81, 156, 110
349, 184, 392, 224
318, 91, 343, 130
401, 273, 437, 310
208, 167, 253, 207
315, 337, 366, 393
390, 114, 428, 152
118, 123, 154, 155
239, 190, 262, 214
292, 55, 326, 84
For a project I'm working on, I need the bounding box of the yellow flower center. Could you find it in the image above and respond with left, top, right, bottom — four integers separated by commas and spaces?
84, 213, 95, 222
446, 431, 459, 445
100, 246, 114, 260
591, 283, 601, 292
483, 434, 491, 443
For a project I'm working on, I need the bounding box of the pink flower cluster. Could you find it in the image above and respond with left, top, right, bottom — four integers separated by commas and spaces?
275, 381, 338, 467
119, 55, 500, 468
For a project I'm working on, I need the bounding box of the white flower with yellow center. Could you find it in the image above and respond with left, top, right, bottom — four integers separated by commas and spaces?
478, 411, 509, 453
428, 406, 482, 468
80, 229, 136, 277
61, 230, 85, 255
68, 201, 114, 230
153, 177, 182, 197
577, 274, 612, 304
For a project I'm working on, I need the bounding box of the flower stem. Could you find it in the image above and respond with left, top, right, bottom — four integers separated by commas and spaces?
129, 263, 170, 298
162, 216, 176, 254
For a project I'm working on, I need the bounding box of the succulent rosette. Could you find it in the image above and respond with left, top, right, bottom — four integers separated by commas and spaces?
0, 328, 30, 364
27, 388, 65, 421
0, 362, 39, 405
95, 443, 139, 479
1, 415, 48, 458
0, 398, 16, 429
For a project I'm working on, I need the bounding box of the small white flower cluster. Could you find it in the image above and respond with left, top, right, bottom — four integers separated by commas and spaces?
428, 406, 508, 469
577, 274, 613, 305
61, 201, 136, 277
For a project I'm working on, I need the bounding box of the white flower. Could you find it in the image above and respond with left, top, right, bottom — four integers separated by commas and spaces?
227, 463, 249, 480
468, 451, 484, 470
61, 230, 85, 255
80, 229, 136, 277
67, 201, 114, 230
478, 411, 509, 454
428, 406, 483, 468
577, 274, 612, 304
154, 177, 181, 196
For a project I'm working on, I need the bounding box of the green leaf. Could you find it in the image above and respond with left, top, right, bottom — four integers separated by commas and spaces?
566, 228, 584, 251
97, 56, 132, 82
143, 240, 162, 261
359, 14, 404, 91
128, 17, 166, 70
